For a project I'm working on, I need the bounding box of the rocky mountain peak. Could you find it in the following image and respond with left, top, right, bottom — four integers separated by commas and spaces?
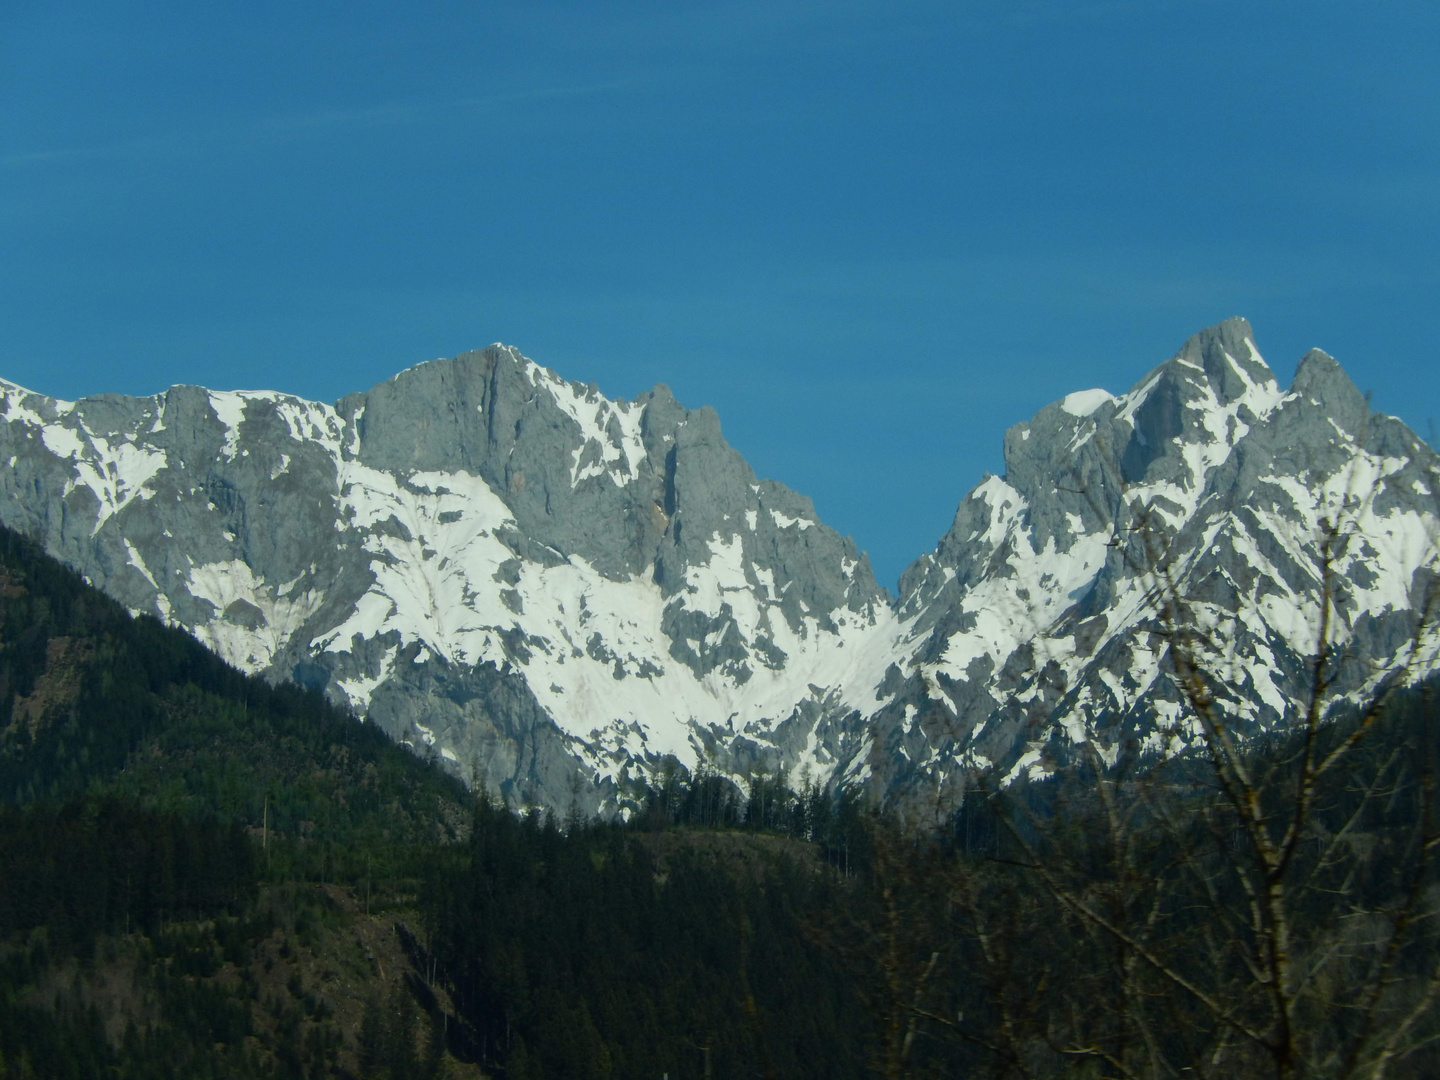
1112, 319, 1279, 488
0, 320, 1435, 815
1172, 315, 1272, 399
0, 345, 898, 812
875, 318, 1439, 807
1288, 347, 1370, 435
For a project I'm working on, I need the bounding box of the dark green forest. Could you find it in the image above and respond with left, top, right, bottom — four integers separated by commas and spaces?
0, 525, 880, 1079
2, 521, 1439, 1079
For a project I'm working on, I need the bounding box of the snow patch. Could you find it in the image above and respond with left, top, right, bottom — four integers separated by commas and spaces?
769, 509, 813, 531
525, 361, 647, 487
1060, 389, 1113, 417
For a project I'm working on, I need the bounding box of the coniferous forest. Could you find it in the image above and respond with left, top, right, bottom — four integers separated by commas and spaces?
2, 519, 1439, 1079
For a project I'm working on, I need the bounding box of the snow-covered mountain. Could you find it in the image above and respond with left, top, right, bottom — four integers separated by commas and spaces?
3, 319, 1437, 812
877, 319, 1440, 806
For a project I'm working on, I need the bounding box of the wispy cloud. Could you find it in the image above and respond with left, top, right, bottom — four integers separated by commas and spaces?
1, 78, 634, 170
3, 0, 1228, 171
255, 78, 635, 136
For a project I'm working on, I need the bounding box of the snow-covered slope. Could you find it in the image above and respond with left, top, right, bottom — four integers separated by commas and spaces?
0, 347, 890, 812
877, 318, 1440, 804
3, 320, 1437, 812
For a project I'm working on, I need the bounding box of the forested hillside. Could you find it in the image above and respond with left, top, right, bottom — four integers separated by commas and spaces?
2, 519, 1439, 1078
0, 524, 875, 1078
0, 522, 473, 1076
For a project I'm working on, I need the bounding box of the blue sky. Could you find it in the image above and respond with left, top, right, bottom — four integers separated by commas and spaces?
3, 1, 1438, 590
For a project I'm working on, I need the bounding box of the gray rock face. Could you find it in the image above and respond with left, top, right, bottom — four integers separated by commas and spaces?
878, 318, 1440, 806
3, 322, 1437, 812
0, 345, 889, 812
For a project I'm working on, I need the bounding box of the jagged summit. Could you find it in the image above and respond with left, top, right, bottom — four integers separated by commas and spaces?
1171, 316, 1273, 393
0, 342, 890, 811
883, 319, 1437, 799
1290, 347, 1371, 431
1, 320, 1436, 812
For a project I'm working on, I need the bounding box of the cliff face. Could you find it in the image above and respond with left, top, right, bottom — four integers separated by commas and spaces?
0, 345, 889, 812
880, 318, 1440, 803
3, 321, 1437, 812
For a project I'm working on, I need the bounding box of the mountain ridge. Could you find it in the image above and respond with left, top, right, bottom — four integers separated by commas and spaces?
3, 318, 1437, 813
